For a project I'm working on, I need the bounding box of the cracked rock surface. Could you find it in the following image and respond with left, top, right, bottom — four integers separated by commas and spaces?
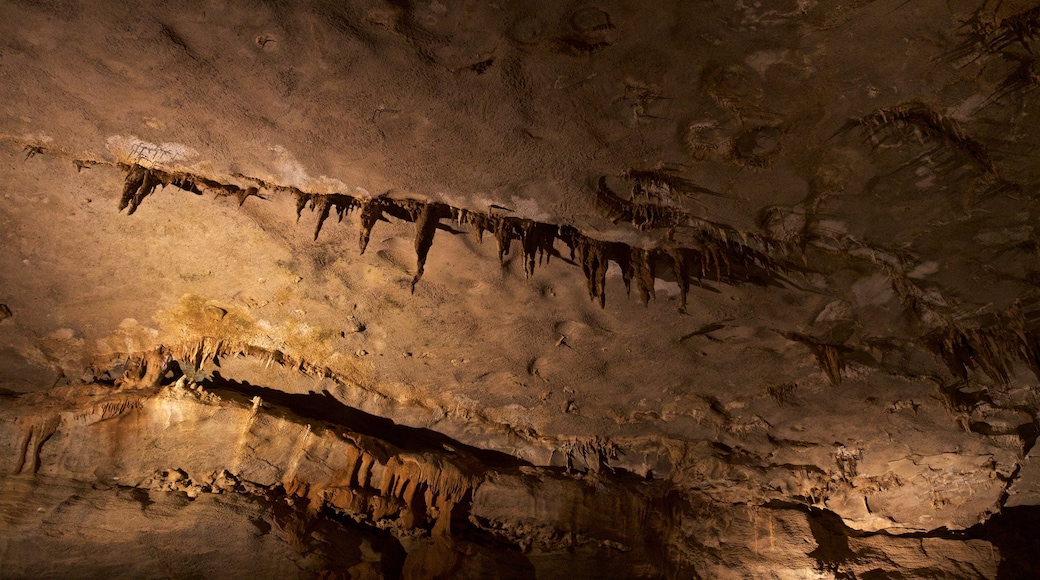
4, 0, 1040, 577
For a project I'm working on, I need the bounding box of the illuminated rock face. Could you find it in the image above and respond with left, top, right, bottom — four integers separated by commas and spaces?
3, 1, 1040, 577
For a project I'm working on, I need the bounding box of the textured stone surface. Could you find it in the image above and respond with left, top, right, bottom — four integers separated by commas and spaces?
3, 0, 1040, 577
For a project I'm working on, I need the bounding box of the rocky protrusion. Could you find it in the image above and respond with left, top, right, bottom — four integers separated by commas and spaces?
13, 415, 60, 475
116, 346, 173, 390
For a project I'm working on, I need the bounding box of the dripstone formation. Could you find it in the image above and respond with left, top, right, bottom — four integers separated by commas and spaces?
4, 1, 1040, 578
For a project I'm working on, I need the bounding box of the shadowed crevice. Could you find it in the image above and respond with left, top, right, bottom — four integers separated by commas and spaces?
203, 371, 529, 471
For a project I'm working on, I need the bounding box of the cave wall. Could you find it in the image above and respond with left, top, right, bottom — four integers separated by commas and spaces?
4, 0, 1040, 577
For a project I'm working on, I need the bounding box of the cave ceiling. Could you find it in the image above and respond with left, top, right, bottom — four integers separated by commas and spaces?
4, 0, 1040, 577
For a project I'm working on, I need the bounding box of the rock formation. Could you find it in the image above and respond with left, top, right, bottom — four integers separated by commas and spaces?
4, 0, 1040, 577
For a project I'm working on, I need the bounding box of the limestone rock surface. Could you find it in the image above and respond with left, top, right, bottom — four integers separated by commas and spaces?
4, 0, 1040, 577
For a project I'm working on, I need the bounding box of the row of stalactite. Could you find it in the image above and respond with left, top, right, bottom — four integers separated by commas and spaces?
290, 183, 786, 310
112, 162, 1040, 389
117, 162, 787, 311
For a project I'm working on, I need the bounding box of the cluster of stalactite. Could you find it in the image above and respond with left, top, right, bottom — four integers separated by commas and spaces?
559, 436, 623, 473
593, 173, 741, 234
845, 101, 1017, 193
922, 302, 1040, 387
103, 338, 344, 394
295, 182, 786, 311
617, 167, 724, 203
943, 4, 1040, 118
955, 5, 1040, 60
173, 337, 336, 380
783, 332, 849, 386
886, 263, 1040, 388
839, 6, 1040, 197
113, 163, 789, 311
118, 162, 262, 215
44, 380, 483, 537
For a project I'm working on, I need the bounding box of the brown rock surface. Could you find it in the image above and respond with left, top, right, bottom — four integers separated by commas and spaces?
3, 0, 1040, 577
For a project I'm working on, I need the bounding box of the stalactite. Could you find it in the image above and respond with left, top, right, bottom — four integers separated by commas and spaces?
312, 195, 332, 241
85, 398, 144, 421
73, 159, 100, 172
358, 199, 384, 254
669, 248, 691, 312
927, 327, 1010, 386
452, 208, 488, 244
492, 216, 515, 262
815, 343, 846, 386
410, 202, 442, 292
294, 190, 312, 221
118, 165, 145, 212
518, 219, 557, 277
469, 213, 489, 243
631, 247, 656, 305
944, 5, 1040, 64
166, 173, 203, 195
562, 436, 622, 474
178, 337, 227, 372
698, 248, 714, 282
13, 415, 60, 475
117, 164, 208, 214
1008, 302, 1040, 381
237, 187, 260, 206
566, 233, 610, 307
378, 453, 475, 530
119, 165, 162, 214
117, 346, 173, 389
614, 242, 634, 294
785, 333, 847, 385
309, 193, 361, 241
983, 54, 1040, 109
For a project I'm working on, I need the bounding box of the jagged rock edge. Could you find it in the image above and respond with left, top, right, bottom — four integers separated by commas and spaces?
110, 161, 789, 311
